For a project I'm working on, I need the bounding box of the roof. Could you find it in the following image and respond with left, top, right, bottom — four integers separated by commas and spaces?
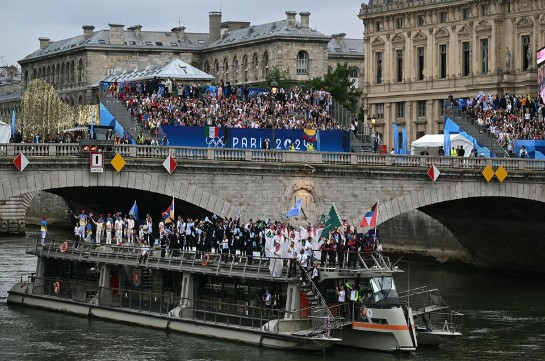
0, 89, 21, 103
21, 30, 209, 62
100, 58, 214, 83
206, 20, 330, 49
327, 37, 364, 57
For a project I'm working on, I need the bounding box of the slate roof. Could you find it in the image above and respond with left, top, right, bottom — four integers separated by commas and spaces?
327, 38, 364, 57
0, 89, 21, 103
21, 30, 209, 62
206, 20, 330, 49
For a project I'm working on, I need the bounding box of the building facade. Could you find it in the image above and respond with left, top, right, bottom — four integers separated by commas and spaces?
11, 11, 363, 108
359, 0, 545, 149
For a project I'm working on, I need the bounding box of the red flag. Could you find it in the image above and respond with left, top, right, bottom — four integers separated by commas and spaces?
360, 203, 378, 228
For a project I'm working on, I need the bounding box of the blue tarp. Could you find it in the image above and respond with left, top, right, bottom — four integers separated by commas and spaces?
444, 117, 491, 157
161, 126, 350, 152
100, 102, 134, 143
513, 140, 545, 159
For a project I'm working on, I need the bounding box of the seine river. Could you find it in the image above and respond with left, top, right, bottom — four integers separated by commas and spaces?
1, 237, 544, 361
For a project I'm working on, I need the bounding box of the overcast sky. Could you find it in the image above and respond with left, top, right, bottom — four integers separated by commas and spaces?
0, 0, 364, 67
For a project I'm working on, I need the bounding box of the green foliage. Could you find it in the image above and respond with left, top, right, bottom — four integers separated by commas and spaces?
307, 64, 362, 112
265, 66, 292, 89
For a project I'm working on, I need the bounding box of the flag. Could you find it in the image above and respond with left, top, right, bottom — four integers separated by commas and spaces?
129, 200, 138, 220
162, 198, 174, 224
286, 198, 303, 217
204, 126, 219, 138
316, 129, 321, 151
401, 127, 408, 155
360, 203, 378, 228
392, 123, 399, 154
444, 124, 451, 157
427, 164, 440, 182
90, 114, 95, 139
303, 129, 317, 142
321, 204, 342, 236
11, 109, 16, 140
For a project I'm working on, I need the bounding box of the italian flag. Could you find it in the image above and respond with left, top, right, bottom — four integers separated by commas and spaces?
204, 126, 220, 138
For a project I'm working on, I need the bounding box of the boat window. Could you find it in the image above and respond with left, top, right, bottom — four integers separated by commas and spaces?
370, 276, 398, 302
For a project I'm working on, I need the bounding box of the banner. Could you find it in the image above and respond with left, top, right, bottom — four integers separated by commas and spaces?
401, 127, 408, 155
161, 126, 350, 152
513, 140, 545, 159
392, 124, 399, 154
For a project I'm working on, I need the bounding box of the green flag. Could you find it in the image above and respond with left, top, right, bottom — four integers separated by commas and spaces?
321, 204, 342, 237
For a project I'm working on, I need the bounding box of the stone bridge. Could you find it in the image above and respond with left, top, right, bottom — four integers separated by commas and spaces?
1, 143, 545, 273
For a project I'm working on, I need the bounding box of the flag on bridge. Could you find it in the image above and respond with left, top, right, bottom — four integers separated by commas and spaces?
204, 126, 220, 138
162, 198, 174, 224
128, 200, 138, 220
286, 198, 303, 217
321, 204, 342, 236
13, 152, 29, 172
360, 202, 378, 228
427, 164, 440, 182
303, 129, 317, 142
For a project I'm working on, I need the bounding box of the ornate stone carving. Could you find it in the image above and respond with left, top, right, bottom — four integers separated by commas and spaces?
412, 31, 428, 41
515, 16, 534, 28
434, 27, 450, 38
475, 20, 492, 33
457, 25, 471, 36
371, 37, 385, 46
391, 33, 406, 44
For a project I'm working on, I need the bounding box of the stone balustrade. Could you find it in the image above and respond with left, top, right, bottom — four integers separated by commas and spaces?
1, 143, 545, 171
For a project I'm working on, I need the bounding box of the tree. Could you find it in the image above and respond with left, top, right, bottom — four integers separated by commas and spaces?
265, 66, 292, 89
307, 64, 362, 112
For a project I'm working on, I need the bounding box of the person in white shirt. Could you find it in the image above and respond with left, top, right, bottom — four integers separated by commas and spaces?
297, 248, 308, 279
336, 284, 346, 318
105, 216, 112, 245
287, 241, 298, 278
114, 216, 123, 245
127, 216, 135, 244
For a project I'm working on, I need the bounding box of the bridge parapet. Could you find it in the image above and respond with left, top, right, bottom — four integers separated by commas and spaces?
1, 144, 545, 171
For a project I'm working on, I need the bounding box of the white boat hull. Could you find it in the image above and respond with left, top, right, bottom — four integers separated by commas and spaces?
416, 329, 462, 346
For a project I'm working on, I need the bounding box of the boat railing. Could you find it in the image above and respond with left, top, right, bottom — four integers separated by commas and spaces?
27, 236, 397, 280
398, 286, 450, 317
416, 311, 464, 334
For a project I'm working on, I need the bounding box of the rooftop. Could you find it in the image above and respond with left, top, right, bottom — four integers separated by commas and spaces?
327, 36, 364, 57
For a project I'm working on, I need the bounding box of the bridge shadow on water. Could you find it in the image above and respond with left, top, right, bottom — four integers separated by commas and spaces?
47, 187, 214, 222
418, 197, 545, 274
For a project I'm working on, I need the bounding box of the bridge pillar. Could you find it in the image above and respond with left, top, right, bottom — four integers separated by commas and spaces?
0, 192, 39, 235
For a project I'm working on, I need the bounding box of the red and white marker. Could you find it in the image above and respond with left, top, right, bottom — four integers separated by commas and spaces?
162, 155, 178, 174
427, 164, 440, 182
13, 153, 29, 172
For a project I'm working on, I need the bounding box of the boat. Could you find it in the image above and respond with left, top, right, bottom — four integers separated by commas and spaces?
8, 236, 417, 352
398, 286, 463, 346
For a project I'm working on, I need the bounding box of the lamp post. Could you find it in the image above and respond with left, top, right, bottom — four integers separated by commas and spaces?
371, 116, 377, 153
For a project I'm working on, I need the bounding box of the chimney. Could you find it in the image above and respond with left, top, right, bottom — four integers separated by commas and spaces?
128, 25, 142, 40
82, 25, 95, 40
299, 11, 311, 29
209, 12, 222, 43
335, 33, 346, 47
171, 26, 187, 42
108, 23, 125, 45
286, 11, 297, 27
39, 37, 50, 49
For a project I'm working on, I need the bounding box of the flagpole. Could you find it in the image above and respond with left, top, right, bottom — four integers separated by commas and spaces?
374, 200, 379, 240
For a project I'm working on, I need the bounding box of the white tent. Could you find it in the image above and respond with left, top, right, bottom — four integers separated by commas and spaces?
0, 120, 10, 143
411, 134, 473, 157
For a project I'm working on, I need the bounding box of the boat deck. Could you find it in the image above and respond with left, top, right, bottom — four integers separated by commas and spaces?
28, 238, 397, 282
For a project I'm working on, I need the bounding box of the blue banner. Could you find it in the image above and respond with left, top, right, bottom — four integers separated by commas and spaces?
513, 140, 545, 159
392, 124, 399, 154
401, 127, 408, 155
161, 126, 349, 152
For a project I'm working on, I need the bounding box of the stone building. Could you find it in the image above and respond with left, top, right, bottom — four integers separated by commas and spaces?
11, 11, 363, 107
359, 0, 545, 148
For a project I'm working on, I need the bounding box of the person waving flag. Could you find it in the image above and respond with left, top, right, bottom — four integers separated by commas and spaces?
360, 203, 379, 228
162, 198, 175, 224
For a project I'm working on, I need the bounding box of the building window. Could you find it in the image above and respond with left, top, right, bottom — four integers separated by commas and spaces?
480, 38, 489, 74
522, 35, 531, 70
440, 12, 447, 23
214, 60, 220, 83
418, 100, 426, 117
375, 21, 383, 32
223, 58, 229, 82
243, 55, 248, 82
350, 67, 359, 87
417, 47, 425, 80
396, 18, 403, 29
296, 50, 309, 74
462, 8, 470, 20
252, 53, 259, 80
376, 52, 383, 84
396, 49, 403, 82
396, 102, 405, 118
506, 1, 511, 12
462, 41, 470, 77
263, 52, 269, 79
439, 100, 445, 116
439, 45, 447, 79
481, 3, 489, 15
233, 57, 239, 83
418, 16, 425, 26
376, 103, 384, 119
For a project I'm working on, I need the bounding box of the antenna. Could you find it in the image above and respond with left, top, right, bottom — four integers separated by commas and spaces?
178, 17, 181, 28
220, 0, 222, 13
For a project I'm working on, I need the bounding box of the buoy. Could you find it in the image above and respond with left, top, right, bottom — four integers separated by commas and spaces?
54, 281, 61, 295
59, 241, 68, 253
202, 253, 210, 267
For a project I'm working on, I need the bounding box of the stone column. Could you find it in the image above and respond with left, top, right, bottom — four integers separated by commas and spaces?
494, 19, 503, 73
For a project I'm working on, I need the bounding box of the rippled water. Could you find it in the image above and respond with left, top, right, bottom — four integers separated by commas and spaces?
1, 237, 544, 361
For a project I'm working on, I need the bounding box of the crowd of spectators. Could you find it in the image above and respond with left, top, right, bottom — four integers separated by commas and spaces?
460, 92, 545, 155
110, 79, 339, 138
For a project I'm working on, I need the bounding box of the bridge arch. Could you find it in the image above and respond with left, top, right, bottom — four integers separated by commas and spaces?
0, 170, 240, 220
375, 181, 545, 225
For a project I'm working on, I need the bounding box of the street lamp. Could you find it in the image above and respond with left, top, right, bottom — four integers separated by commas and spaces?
270, 79, 278, 124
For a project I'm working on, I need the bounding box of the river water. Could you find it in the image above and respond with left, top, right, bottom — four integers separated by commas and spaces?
1, 237, 544, 361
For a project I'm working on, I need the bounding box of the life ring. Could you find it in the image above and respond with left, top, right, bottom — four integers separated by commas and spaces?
133, 271, 141, 287
360, 306, 366, 319
60, 241, 68, 253
54, 281, 60, 295
202, 253, 210, 267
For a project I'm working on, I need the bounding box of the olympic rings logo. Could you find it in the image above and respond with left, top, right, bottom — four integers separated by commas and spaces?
206, 136, 225, 148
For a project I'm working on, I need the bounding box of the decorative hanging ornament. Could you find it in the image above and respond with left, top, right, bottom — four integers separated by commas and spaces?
13, 153, 29, 172
162, 155, 178, 174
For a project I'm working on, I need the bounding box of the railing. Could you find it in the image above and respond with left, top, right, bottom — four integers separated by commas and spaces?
3, 143, 545, 171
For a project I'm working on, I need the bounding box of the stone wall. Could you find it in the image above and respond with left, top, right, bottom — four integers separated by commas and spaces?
25, 191, 72, 230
